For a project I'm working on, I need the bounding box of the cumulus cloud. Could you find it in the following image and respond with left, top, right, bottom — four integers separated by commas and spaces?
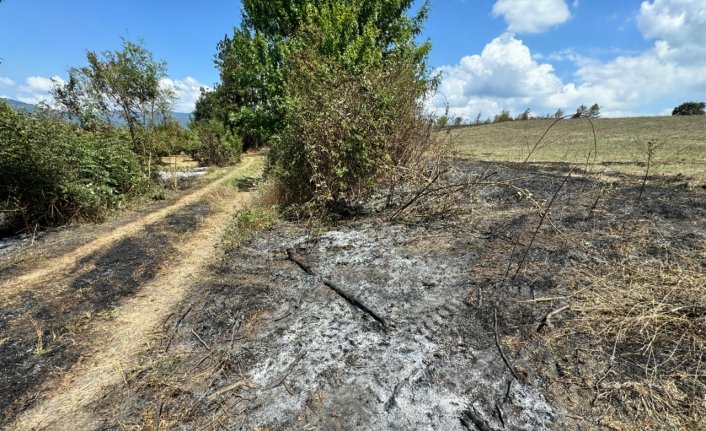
638, 0, 706, 46
434, 0, 706, 119
492, 0, 571, 33
433, 33, 563, 118
0, 77, 14, 87
638, 0, 706, 63
160, 76, 207, 113
16, 76, 63, 105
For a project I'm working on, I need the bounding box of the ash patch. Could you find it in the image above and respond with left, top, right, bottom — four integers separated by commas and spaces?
89, 159, 706, 430
236, 226, 555, 430
96, 219, 558, 430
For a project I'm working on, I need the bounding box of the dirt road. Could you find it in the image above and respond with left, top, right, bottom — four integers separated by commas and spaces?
0, 155, 262, 429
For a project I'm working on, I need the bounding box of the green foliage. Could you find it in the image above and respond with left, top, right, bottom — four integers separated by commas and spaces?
195, 0, 436, 216
554, 108, 564, 119
267, 44, 435, 213
436, 115, 449, 128
52, 38, 175, 162
0, 101, 147, 232
572, 103, 600, 119
190, 120, 243, 167
493, 110, 512, 123
150, 120, 192, 157
222, 205, 280, 251
453, 116, 463, 127
195, 0, 432, 150
589, 103, 601, 118
672, 101, 705, 116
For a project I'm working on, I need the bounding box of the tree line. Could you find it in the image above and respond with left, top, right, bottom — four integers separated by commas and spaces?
437, 103, 602, 128
2, 0, 438, 231
1, 39, 242, 234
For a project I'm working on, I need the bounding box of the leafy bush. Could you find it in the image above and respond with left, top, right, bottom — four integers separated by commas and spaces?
189, 120, 243, 167
222, 205, 280, 251
672, 101, 705, 116
0, 101, 147, 232
493, 110, 512, 123
267, 44, 437, 215
150, 120, 193, 158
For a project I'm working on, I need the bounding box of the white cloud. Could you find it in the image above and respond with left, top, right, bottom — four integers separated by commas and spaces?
16, 76, 64, 105
160, 76, 207, 113
434, 1, 706, 120
492, 0, 571, 33
433, 33, 563, 118
638, 0, 706, 63
24, 76, 56, 92
0, 77, 14, 87
638, 0, 706, 46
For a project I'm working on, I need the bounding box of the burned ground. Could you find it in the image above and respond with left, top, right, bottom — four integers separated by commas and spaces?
82, 160, 705, 430
0, 201, 212, 426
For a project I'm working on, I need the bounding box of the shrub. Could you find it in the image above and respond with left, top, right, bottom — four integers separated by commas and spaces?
150, 120, 193, 158
572, 103, 601, 118
672, 101, 705, 116
493, 110, 512, 123
222, 205, 280, 251
0, 101, 147, 232
189, 120, 243, 167
267, 46, 437, 216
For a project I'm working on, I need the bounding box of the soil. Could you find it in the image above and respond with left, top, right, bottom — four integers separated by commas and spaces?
1, 157, 704, 430
0, 156, 260, 430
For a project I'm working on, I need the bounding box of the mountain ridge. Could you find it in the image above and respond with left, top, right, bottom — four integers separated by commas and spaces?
1, 98, 192, 127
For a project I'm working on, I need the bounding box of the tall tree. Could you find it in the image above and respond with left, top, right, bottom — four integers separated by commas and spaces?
194, 0, 431, 147
53, 39, 175, 171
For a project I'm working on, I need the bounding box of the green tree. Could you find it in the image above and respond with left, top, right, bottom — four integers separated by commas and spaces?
553, 108, 564, 119
453, 116, 463, 127
573, 103, 600, 119
195, 0, 431, 148
672, 101, 705, 116
493, 110, 512, 123
572, 104, 588, 118
52, 39, 175, 174
589, 103, 601, 118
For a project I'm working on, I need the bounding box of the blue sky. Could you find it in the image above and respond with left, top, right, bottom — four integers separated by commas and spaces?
1, 0, 705, 117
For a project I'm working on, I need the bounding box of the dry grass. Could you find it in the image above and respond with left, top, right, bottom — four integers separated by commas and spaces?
451, 116, 706, 181
562, 262, 706, 429
6, 159, 261, 431
544, 204, 706, 429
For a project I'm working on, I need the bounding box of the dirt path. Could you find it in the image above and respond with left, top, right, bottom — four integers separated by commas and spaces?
3, 158, 260, 430
0, 155, 256, 300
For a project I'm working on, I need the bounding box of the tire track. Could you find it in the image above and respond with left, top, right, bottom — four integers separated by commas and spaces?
8, 165, 259, 431
0, 155, 257, 300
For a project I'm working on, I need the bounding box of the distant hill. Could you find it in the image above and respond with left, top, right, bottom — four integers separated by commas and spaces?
1, 98, 192, 127
171, 112, 191, 127
3, 98, 36, 113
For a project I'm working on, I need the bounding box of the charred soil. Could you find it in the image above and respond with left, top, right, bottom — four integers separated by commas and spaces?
49, 159, 706, 430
